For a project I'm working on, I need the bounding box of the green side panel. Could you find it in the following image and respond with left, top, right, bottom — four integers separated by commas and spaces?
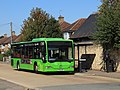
34, 59, 44, 71
20, 59, 44, 71
11, 58, 21, 69
43, 61, 74, 72
11, 58, 44, 71
11, 58, 74, 72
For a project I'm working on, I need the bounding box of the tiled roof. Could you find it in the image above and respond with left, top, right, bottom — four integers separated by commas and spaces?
71, 14, 98, 38
4, 35, 18, 44
0, 37, 8, 45
0, 34, 22, 45
59, 21, 71, 32
14, 34, 22, 42
63, 18, 86, 32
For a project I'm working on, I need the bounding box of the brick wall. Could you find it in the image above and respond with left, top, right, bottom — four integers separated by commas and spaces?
75, 43, 120, 72
75, 44, 103, 70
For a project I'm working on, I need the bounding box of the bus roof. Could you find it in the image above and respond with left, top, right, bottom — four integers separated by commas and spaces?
32, 38, 73, 42
12, 38, 73, 45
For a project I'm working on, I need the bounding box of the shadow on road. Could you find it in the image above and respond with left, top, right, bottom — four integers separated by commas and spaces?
14, 69, 75, 75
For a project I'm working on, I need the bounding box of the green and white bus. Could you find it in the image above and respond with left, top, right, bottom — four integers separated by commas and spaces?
11, 38, 74, 73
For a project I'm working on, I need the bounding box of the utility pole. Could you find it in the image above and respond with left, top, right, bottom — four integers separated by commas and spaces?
10, 22, 12, 44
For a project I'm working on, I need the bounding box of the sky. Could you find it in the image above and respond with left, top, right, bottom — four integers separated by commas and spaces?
0, 0, 101, 36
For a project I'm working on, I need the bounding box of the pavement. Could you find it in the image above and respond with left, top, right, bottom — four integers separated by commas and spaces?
75, 69, 120, 80
0, 61, 120, 90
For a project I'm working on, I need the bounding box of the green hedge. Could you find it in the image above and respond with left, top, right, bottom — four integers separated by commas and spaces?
0, 54, 3, 61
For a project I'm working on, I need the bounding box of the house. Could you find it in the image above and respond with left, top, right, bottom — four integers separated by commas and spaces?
63, 18, 86, 39
0, 34, 8, 54
58, 15, 71, 31
14, 34, 22, 42
71, 14, 104, 70
71, 13, 120, 72
4, 31, 17, 43
0, 31, 18, 54
58, 15, 71, 38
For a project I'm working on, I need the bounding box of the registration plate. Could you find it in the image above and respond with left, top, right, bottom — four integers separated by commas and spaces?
58, 69, 64, 71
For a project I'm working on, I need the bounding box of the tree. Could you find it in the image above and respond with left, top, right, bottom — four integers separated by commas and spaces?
93, 0, 120, 53
21, 8, 62, 41
43, 17, 62, 38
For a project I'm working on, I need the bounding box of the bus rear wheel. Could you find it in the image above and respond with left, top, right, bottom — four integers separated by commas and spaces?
17, 62, 20, 70
34, 64, 38, 74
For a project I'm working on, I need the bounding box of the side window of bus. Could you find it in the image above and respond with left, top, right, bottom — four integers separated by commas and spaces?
16, 49, 21, 58
28, 46, 33, 59
12, 45, 21, 58
33, 43, 41, 59
24, 46, 29, 58
11, 46, 15, 58
21, 45, 25, 58
23, 44, 34, 59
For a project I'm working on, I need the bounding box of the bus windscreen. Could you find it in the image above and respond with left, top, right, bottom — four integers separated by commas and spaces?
48, 41, 73, 62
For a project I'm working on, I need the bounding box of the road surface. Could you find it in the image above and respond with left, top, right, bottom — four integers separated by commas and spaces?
0, 63, 120, 90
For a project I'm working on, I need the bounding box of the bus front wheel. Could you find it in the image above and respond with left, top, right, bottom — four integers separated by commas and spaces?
34, 64, 38, 74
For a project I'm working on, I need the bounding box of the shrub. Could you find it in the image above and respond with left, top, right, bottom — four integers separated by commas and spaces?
0, 54, 3, 61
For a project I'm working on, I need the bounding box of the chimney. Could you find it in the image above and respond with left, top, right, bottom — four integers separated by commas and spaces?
12, 31, 15, 36
58, 15, 64, 23
4, 34, 7, 38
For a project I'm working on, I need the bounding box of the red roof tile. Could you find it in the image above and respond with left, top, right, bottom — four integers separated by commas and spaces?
59, 21, 71, 32
14, 34, 22, 42
4, 35, 18, 44
63, 18, 86, 32
0, 37, 8, 45
70, 18, 86, 30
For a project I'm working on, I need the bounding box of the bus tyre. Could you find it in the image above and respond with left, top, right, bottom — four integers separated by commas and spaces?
17, 62, 20, 70
34, 64, 38, 74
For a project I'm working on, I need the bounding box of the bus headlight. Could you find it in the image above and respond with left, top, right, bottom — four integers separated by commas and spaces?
46, 66, 52, 69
